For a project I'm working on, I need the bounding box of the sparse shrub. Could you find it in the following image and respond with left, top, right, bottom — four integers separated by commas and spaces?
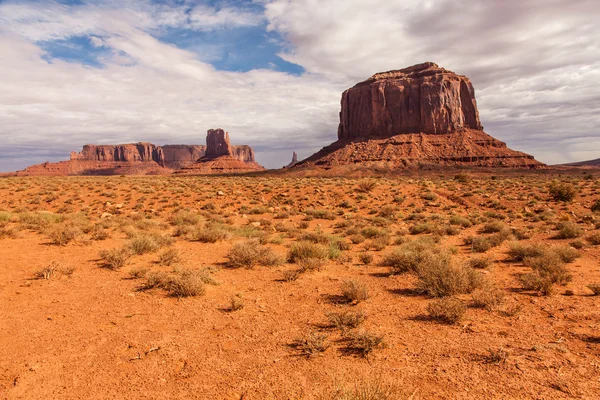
283, 269, 301, 282
341, 280, 370, 303
187, 224, 231, 243
46, 224, 81, 245
591, 199, 600, 213
520, 251, 572, 295
227, 239, 283, 268
289, 241, 330, 262
327, 310, 367, 333
381, 238, 445, 274
465, 229, 511, 253
298, 257, 327, 272
548, 181, 577, 202
426, 297, 466, 324
359, 252, 373, 265
171, 210, 201, 226
481, 221, 505, 233
158, 248, 181, 266
322, 377, 400, 400
587, 284, 600, 295
554, 246, 580, 263
128, 266, 148, 279
346, 330, 385, 356
167, 271, 206, 297
468, 257, 492, 269
356, 180, 377, 193
449, 215, 472, 228
415, 259, 482, 297
349, 234, 365, 244
471, 285, 505, 311
227, 294, 244, 311
555, 221, 583, 239
485, 348, 509, 364
35, 261, 59, 280
293, 331, 330, 356
508, 242, 545, 261
586, 232, 600, 245
100, 247, 131, 270
128, 233, 173, 255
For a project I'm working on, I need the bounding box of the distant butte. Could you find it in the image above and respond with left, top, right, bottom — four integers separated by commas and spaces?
298, 62, 544, 169
14, 130, 263, 176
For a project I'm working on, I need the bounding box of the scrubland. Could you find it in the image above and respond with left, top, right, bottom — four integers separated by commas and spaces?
0, 172, 599, 399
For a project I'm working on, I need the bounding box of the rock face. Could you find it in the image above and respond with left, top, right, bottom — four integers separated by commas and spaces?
205, 129, 233, 158
70, 143, 165, 166
177, 129, 264, 174
299, 62, 544, 169
338, 62, 482, 139
15, 132, 263, 176
284, 152, 299, 168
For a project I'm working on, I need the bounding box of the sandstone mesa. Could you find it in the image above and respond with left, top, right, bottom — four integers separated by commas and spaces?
298, 62, 544, 169
15, 129, 263, 176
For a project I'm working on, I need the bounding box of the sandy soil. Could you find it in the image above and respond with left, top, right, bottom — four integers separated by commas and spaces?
0, 172, 599, 399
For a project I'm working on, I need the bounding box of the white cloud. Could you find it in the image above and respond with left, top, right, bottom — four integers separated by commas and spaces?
264, 0, 600, 164
0, 0, 599, 171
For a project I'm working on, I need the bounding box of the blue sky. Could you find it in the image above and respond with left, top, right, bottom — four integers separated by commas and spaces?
0, 0, 599, 171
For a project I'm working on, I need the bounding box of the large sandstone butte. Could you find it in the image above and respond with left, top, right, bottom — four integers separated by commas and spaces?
15, 131, 262, 176
300, 62, 544, 169
176, 129, 264, 174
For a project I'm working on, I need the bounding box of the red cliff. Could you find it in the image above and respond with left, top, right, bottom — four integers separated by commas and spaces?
300, 62, 544, 169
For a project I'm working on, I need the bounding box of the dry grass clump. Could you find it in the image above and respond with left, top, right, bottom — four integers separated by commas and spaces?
186, 224, 232, 243
0, 226, 19, 239
380, 237, 443, 274
508, 242, 545, 261
341, 280, 370, 304
468, 257, 492, 269
548, 181, 577, 202
471, 285, 505, 311
426, 297, 466, 324
587, 284, 600, 295
345, 330, 386, 357
170, 210, 201, 226
140, 268, 216, 297
555, 221, 583, 239
586, 232, 600, 245
100, 247, 132, 270
519, 250, 573, 295
128, 232, 174, 255
321, 377, 400, 400
356, 179, 377, 193
464, 229, 511, 253
46, 223, 82, 245
289, 241, 330, 262
480, 221, 506, 233
415, 257, 482, 297
359, 252, 374, 265
226, 294, 244, 311
157, 248, 181, 266
327, 310, 367, 333
227, 239, 283, 268
293, 331, 330, 356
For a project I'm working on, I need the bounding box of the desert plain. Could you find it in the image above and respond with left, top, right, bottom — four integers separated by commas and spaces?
1, 170, 599, 399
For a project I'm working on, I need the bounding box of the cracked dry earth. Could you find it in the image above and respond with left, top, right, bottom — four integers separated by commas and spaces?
0, 173, 599, 399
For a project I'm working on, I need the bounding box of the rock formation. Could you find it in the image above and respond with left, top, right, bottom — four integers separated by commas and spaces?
284, 152, 299, 168
15, 132, 263, 176
299, 62, 544, 169
177, 129, 264, 174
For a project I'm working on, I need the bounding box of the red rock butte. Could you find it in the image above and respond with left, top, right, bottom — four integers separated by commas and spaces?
14, 130, 263, 176
300, 62, 544, 169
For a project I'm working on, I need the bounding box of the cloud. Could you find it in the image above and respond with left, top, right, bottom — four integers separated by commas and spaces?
264, 0, 600, 164
0, 0, 599, 171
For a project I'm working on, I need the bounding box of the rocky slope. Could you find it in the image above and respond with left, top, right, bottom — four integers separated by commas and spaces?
299, 62, 544, 169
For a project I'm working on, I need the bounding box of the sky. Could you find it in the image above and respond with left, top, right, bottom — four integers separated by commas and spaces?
0, 0, 599, 171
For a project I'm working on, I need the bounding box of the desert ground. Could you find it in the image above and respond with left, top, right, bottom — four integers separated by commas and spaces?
1, 171, 599, 399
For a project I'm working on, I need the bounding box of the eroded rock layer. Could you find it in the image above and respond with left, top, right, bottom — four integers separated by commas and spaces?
16, 131, 262, 176
301, 62, 544, 169
338, 62, 482, 139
